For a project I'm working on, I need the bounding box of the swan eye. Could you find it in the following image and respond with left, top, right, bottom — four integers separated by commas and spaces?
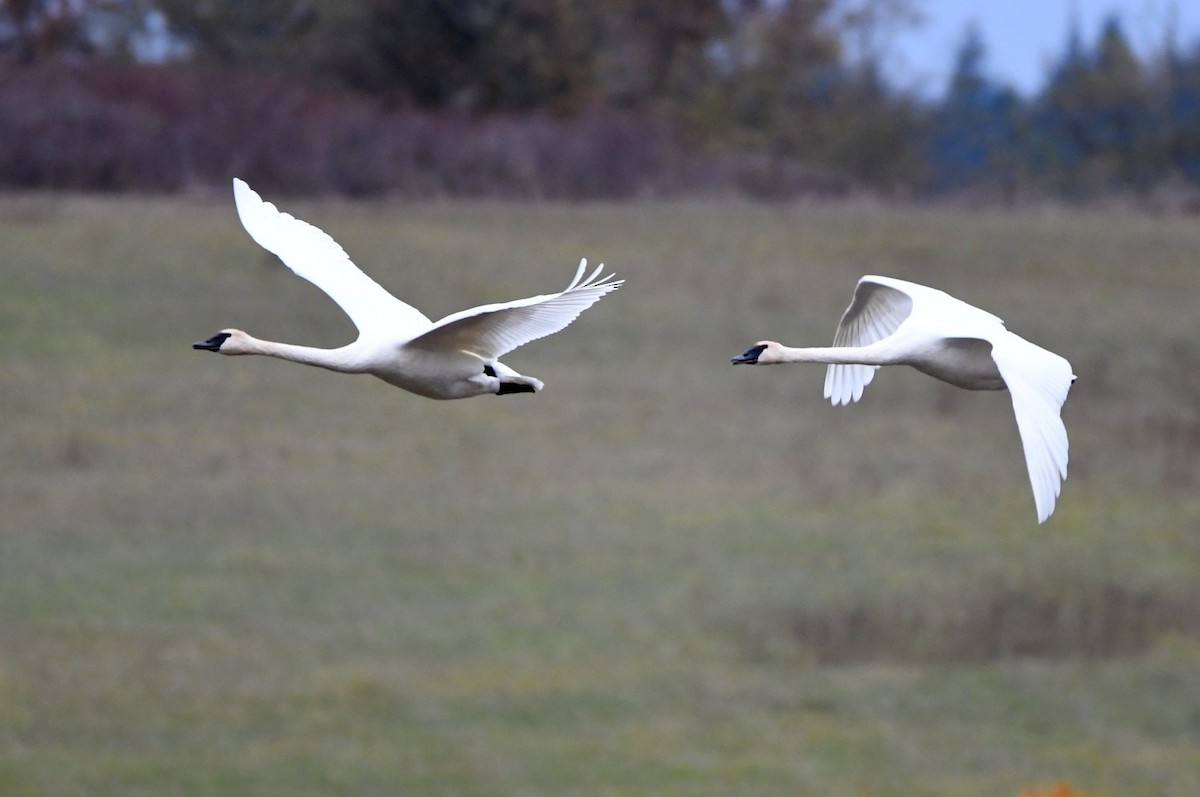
483, 364, 497, 377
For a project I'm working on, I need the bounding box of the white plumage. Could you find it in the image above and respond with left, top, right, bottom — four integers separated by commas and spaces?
193, 179, 622, 400
732, 275, 1075, 523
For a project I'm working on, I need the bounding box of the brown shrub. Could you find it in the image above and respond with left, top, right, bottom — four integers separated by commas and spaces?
0, 60, 694, 198
791, 579, 1200, 665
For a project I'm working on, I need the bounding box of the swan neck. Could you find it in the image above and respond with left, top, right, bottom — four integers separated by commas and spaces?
774, 345, 882, 365
241, 336, 366, 373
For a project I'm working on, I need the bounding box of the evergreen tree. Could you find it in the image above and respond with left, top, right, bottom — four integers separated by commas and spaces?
0, 0, 96, 61
348, 0, 598, 111
929, 24, 1021, 196
599, 0, 727, 107
1032, 17, 1091, 193
1164, 46, 1200, 181
1034, 14, 1162, 193
153, 0, 326, 68
1090, 15, 1160, 187
717, 3, 856, 164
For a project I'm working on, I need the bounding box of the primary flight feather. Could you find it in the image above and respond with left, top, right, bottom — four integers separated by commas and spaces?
194, 179, 622, 399
731, 275, 1075, 523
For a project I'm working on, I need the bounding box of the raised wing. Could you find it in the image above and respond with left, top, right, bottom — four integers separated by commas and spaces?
232, 179, 431, 338
989, 334, 1074, 523
406, 259, 622, 359
824, 276, 915, 405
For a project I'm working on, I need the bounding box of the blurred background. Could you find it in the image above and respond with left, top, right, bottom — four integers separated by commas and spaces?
3, 2, 1200, 796
1, 0, 1200, 205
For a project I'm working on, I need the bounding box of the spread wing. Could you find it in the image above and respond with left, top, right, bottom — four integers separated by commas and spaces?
232, 179, 432, 339
824, 276, 915, 405
406, 259, 622, 360
989, 334, 1075, 523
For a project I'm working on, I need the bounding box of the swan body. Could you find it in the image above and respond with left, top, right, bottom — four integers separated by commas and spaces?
731, 275, 1075, 523
194, 179, 622, 400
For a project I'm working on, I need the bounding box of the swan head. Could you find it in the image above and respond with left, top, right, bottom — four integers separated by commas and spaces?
731, 341, 781, 365
193, 329, 250, 354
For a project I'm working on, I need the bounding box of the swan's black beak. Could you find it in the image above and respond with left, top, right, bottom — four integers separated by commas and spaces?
193, 332, 230, 352
731, 344, 766, 364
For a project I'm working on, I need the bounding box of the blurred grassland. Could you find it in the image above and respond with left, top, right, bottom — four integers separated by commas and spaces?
2, 192, 1200, 796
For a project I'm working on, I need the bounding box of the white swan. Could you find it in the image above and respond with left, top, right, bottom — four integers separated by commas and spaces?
731, 275, 1075, 523
194, 179, 622, 400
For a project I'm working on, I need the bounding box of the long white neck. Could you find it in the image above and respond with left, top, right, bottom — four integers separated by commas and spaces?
235, 335, 369, 374
769, 344, 889, 365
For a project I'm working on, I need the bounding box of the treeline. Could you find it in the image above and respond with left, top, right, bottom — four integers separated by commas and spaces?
930, 20, 1200, 202
2, 0, 1199, 202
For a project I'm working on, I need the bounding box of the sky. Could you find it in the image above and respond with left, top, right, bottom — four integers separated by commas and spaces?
889, 0, 1200, 97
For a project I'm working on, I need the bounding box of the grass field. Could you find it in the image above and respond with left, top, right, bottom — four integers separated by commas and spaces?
2, 191, 1199, 796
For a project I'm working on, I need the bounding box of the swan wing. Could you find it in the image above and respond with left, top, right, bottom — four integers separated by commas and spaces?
989, 334, 1074, 523
232, 179, 432, 338
824, 276, 915, 405
406, 259, 622, 359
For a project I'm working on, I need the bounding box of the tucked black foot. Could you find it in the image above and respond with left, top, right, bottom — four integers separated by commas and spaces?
497, 381, 537, 395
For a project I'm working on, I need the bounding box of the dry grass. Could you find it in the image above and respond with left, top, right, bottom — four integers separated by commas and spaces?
2, 193, 1199, 795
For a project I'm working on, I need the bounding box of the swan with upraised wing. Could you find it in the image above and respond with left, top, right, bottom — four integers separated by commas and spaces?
194, 179, 622, 400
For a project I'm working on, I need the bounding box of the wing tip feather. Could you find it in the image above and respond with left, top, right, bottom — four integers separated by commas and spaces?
565, 259, 625, 294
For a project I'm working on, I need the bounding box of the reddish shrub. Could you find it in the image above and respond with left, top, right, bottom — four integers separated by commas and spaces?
0, 60, 693, 198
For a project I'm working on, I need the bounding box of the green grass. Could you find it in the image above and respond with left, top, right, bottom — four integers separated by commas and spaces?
2, 193, 1200, 796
